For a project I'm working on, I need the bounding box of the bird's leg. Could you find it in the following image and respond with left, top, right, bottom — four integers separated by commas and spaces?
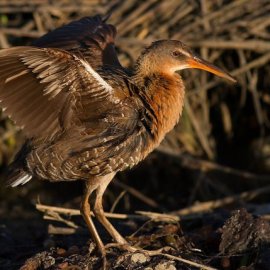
80, 180, 106, 258
93, 174, 128, 246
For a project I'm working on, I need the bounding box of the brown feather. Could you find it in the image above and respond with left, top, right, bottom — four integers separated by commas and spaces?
0, 46, 121, 141
32, 15, 121, 69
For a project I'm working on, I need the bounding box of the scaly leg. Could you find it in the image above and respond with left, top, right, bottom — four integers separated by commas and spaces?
80, 179, 105, 258
93, 173, 128, 245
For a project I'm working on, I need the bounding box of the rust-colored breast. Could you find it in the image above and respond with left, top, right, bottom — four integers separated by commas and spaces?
138, 73, 185, 154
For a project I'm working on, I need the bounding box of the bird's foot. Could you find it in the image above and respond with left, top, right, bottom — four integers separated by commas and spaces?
104, 242, 178, 270
105, 242, 140, 252
105, 242, 174, 255
101, 256, 107, 270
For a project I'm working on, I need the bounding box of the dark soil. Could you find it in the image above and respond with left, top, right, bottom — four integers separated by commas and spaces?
2, 172, 270, 270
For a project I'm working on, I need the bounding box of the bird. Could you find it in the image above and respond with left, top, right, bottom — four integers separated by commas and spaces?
0, 15, 236, 260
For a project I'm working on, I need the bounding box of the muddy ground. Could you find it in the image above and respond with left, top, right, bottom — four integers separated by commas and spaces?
1, 153, 270, 270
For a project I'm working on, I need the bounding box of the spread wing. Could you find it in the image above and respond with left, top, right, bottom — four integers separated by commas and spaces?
32, 15, 121, 68
0, 46, 118, 140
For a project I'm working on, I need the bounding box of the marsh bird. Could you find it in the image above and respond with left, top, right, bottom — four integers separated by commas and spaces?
0, 15, 235, 257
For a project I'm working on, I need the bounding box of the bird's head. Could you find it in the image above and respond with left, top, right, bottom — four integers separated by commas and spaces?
139, 40, 236, 83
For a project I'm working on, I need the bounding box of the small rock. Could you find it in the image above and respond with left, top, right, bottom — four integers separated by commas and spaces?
131, 252, 149, 264
88, 241, 96, 254
56, 248, 66, 256
155, 261, 176, 270
43, 255, 55, 269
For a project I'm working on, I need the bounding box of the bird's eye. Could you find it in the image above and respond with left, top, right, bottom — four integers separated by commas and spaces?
172, 51, 181, 57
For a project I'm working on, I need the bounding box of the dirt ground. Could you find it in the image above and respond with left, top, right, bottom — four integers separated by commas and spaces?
2, 153, 270, 270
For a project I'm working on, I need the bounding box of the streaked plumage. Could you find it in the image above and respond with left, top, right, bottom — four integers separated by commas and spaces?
0, 15, 235, 262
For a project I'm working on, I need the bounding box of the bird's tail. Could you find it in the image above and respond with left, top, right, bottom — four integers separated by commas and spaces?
5, 168, 32, 187
4, 141, 32, 187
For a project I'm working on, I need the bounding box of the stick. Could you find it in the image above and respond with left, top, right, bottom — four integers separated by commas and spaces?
157, 149, 270, 181
36, 203, 178, 222
185, 99, 214, 160
172, 185, 270, 216
113, 179, 160, 209
36, 203, 136, 219
135, 211, 180, 222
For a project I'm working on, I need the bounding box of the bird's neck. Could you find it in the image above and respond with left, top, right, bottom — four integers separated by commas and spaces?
133, 69, 185, 146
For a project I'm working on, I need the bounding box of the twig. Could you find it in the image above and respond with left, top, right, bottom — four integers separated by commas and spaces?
106, 246, 217, 270
157, 149, 270, 181
141, 248, 217, 270
36, 203, 177, 222
175, 0, 250, 37
172, 185, 270, 216
187, 40, 270, 53
135, 211, 179, 222
184, 99, 214, 160
0, 28, 44, 38
43, 210, 79, 229
47, 224, 77, 235
159, 253, 217, 270
36, 203, 140, 219
113, 179, 160, 209
0, 32, 9, 48
110, 190, 127, 213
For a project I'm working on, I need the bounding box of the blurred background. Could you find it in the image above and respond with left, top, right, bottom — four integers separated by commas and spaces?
0, 0, 270, 269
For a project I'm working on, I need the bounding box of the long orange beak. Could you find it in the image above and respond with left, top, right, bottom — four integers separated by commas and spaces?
186, 56, 236, 83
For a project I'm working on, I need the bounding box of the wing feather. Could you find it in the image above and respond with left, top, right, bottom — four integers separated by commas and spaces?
32, 15, 121, 68
0, 46, 117, 139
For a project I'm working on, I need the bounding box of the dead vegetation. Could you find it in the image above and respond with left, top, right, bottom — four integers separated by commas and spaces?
1, 0, 270, 269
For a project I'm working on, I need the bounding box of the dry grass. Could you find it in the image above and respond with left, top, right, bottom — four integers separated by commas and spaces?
0, 0, 269, 166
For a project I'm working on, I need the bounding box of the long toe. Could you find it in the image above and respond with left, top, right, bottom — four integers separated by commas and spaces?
105, 242, 141, 253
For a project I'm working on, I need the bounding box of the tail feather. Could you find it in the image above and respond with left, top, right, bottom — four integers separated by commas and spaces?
5, 169, 32, 187
4, 141, 33, 187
